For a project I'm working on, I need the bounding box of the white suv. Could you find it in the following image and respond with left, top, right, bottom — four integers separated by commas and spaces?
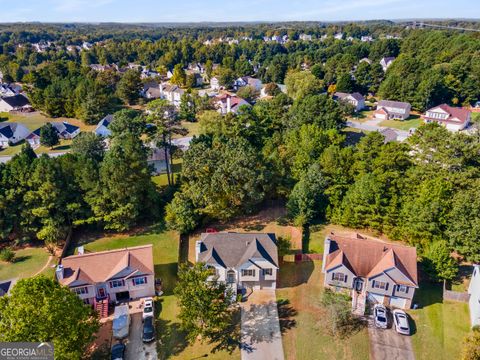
142, 298, 154, 320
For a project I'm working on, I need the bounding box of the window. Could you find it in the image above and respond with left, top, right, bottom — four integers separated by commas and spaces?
262, 269, 273, 276
396, 285, 408, 293
110, 280, 125, 288
73, 287, 88, 295
133, 277, 147, 286
373, 281, 388, 290
242, 269, 255, 277
227, 270, 236, 283
332, 273, 346, 282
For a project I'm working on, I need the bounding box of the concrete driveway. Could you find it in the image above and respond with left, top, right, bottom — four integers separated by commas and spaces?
125, 313, 157, 360
368, 317, 415, 360
240, 289, 285, 360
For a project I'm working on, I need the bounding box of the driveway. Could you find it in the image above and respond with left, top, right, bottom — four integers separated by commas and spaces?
240, 289, 285, 360
347, 120, 411, 141
125, 313, 157, 360
368, 317, 415, 360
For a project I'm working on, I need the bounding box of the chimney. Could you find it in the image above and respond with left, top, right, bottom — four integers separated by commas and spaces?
55, 265, 64, 281
159, 82, 164, 96
322, 237, 331, 272
195, 241, 202, 262
77, 246, 84, 255
226, 96, 231, 113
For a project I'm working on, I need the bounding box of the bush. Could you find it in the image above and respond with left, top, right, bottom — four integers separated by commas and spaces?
0, 247, 15, 262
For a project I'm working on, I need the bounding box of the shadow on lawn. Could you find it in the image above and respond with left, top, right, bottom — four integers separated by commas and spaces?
12, 255, 31, 263
154, 263, 178, 296
277, 260, 314, 288
277, 299, 298, 334
155, 300, 189, 359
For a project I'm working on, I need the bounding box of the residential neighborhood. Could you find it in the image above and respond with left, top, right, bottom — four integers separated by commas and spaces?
0, 6, 480, 360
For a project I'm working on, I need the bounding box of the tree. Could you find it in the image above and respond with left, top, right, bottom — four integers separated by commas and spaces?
422, 240, 458, 281
285, 70, 323, 100
320, 289, 363, 338
170, 64, 187, 87
216, 67, 235, 88
108, 109, 146, 138
71, 132, 106, 163
179, 92, 196, 122
174, 263, 237, 353
165, 192, 199, 234
236, 86, 258, 103
40, 123, 59, 148
462, 329, 480, 360
335, 73, 354, 93
287, 163, 328, 226
263, 82, 281, 97
116, 69, 142, 105
289, 94, 346, 130
0, 276, 99, 360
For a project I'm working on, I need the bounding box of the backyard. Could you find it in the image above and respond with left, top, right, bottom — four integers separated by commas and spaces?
378, 115, 423, 131
0, 246, 52, 281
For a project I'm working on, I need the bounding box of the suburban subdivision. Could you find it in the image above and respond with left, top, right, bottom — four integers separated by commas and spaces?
0, 4, 479, 360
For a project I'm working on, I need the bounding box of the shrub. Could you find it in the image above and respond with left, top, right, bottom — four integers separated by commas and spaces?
0, 247, 15, 262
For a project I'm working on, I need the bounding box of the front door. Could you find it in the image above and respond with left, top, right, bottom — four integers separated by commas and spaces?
354, 278, 364, 292
97, 287, 107, 299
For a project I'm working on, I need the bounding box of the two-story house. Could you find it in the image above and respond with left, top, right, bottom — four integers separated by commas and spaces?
56, 245, 155, 308
195, 232, 279, 291
374, 100, 411, 120
468, 264, 480, 327
215, 94, 250, 115
159, 83, 184, 107
322, 233, 418, 313
333, 92, 365, 112
380, 57, 395, 72
233, 77, 263, 92
422, 104, 471, 131
0, 123, 30, 148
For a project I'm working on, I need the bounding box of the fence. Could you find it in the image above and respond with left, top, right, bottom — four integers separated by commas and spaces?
443, 281, 470, 303
294, 253, 323, 262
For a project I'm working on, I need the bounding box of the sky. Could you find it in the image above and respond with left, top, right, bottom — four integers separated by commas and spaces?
0, 0, 479, 23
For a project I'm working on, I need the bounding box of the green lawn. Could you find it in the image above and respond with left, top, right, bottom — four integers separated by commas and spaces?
277, 260, 370, 360
410, 282, 471, 360
174, 120, 200, 138
471, 112, 480, 121
378, 116, 423, 131
152, 158, 183, 187
0, 246, 51, 281
79, 223, 239, 359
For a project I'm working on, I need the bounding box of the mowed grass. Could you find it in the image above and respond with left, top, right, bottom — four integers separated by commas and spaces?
176, 120, 201, 138
152, 158, 183, 188
0, 246, 50, 281
79, 224, 239, 359
410, 282, 471, 360
276, 260, 370, 360
379, 116, 423, 131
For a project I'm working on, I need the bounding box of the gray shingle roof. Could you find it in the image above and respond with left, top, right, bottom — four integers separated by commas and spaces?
197, 232, 279, 269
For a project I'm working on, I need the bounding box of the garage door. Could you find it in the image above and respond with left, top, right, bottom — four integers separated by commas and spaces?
390, 296, 406, 309
368, 293, 385, 304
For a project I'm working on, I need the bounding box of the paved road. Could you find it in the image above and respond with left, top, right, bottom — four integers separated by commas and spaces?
240, 289, 285, 360
125, 313, 157, 360
368, 317, 415, 360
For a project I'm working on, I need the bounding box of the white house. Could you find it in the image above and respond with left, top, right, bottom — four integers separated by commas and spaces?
422, 104, 471, 132
468, 265, 480, 327
195, 232, 279, 291
334, 92, 365, 112
380, 57, 396, 72
215, 94, 250, 115
233, 76, 263, 92
160, 83, 184, 107
94, 114, 114, 137
26, 122, 80, 147
299, 34, 313, 41
210, 76, 221, 91
0, 123, 31, 148
56, 245, 155, 310
0, 94, 31, 113
374, 100, 411, 120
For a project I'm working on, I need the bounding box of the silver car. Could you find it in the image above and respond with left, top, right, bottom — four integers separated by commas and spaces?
373, 304, 388, 329
393, 309, 410, 335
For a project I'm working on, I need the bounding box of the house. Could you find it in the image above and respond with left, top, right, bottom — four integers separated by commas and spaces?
0, 123, 31, 148
147, 144, 170, 175
82, 42, 93, 50
422, 104, 471, 131
159, 83, 184, 107
215, 94, 250, 115
142, 83, 161, 99
379, 128, 398, 143
210, 76, 221, 91
334, 33, 344, 40
359, 58, 372, 65
56, 245, 155, 306
380, 57, 396, 72
195, 232, 279, 291
299, 34, 313, 41
468, 265, 480, 327
333, 92, 365, 112
322, 233, 418, 312
0, 94, 31, 113
361, 36, 374, 42
374, 100, 411, 120
94, 114, 114, 137
0, 279, 16, 297
233, 76, 263, 92
27, 122, 80, 146
0, 84, 18, 97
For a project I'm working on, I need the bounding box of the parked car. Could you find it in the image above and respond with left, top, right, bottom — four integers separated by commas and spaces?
373, 304, 388, 329
142, 316, 155, 343
143, 297, 154, 320
393, 309, 410, 335
111, 343, 125, 360
112, 305, 130, 339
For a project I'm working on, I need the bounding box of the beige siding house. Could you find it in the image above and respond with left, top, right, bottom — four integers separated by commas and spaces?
195, 232, 279, 292
322, 233, 418, 313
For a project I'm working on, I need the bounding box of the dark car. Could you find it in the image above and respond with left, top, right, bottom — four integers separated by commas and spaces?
111, 343, 125, 360
142, 316, 155, 343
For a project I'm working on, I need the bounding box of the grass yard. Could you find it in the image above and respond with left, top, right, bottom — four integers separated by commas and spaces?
277, 260, 370, 360
174, 120, 201, 138
348, 110, 374, 122
152, 158, 183, 187
379, 116, 423, 131
410, 282, 471, 360
1, 111, 94, 132
78, 223, 239, 359
0, 246, 51, 281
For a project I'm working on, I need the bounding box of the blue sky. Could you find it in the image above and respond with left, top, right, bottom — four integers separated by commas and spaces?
0, 0, 479, 23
